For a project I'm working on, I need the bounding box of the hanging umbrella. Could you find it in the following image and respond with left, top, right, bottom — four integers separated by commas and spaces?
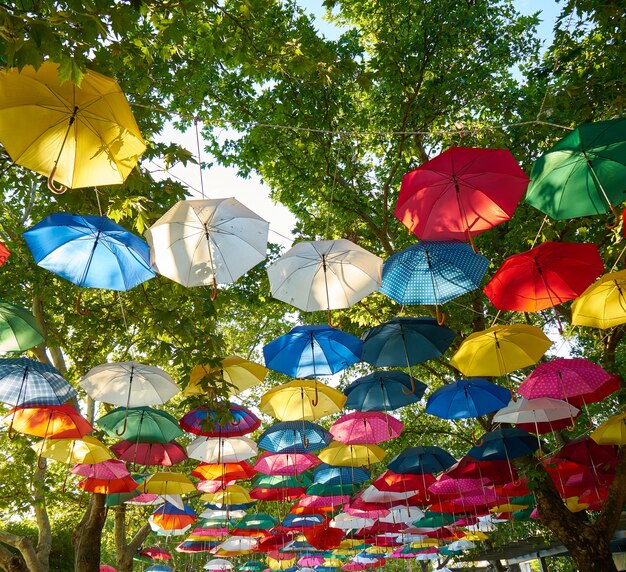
483, 241, 604, 324
3, 404, 92, 439
372, 470, 436, 493
141, 472, 196, 495
0, 299, 44, 352
571, 269, 626, 329
187, 436, 258, 463
553, 436, 618, 470
445, 456, 519, 486
34, 435, 112, 464
145, 198, 268, 291
110, 440, 187, 466
313, 464, 370, 486
258, 421, 332, 453
388, 446, 456, 475
263, 324, 362, 378
380, 241, 489, 321
329, 412, 403, 444
425, 378, 510, 419
260, 380, 346, 421
180, 403, 260, 437
331, 513, 375, 530
0, 241, 9, 266
526, 118, 626, 221
73, 459, 138, 494
344, 371, 425, 411
394, 147, 529, 247
97, 406, 183, 442
0, 62, 146, 191
450, 325, 552, 377
152, 502, 196, 530
139, 546, 171, 560
204, 559, 234, 571
493, 398, 580, 433
267, 239, 382, 316
467, 428, 539, 461
253, 452, 321, 476
591, 413, 626, 445
379, 506, 425, 524
192, 461, 256, 481
427, 475, 488, 500
318, 442, 386, 467
23, 213, 154, 290
184, 356, 268, 396
0, 357, 76, 408
253, 473, 312, 489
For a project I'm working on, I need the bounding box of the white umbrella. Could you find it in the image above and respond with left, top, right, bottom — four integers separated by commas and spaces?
394, 533, 428, 543
204, 559, 234, 570
448, 540, 476, 551
379, 506, 425, 524
360, 485, 420, 503
215, 536, 258, 553
200, 508, 246, 520
187, 436, 258, 463
414, 553, 438, 561
145, 198, 269, 289
267, 239, 382, 313
331, 513, 375, 530
493, 397, 579, 426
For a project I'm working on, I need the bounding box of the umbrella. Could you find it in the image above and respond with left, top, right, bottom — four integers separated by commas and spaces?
313, 464, 370, 486
253, 452, 321, 476
205, 559, 234, 570
329, 412, 403, 444
97, 406, 183, 442
180, 403, 260, 437
372, 470, 436, 492
331, 513, 375, 530
23, 213, 154, 290
184, 356, 268, 396
263, 324, 362, 378
554, 436, 618, 470
253, 473, 312, 489
139, 546, 171, 560
145, 198, 269, 291
483, 242, 604, 319
449, 325, 552, 377
493, 398, 580, 433
526, 118, 626, 220
258, 421, 332, 453
467, 428, 539, 461
260, 380, 346, 421
0, 299, 44, 352
240, 561, 266, 571
388, 446, 456, 475
110, 440, 187, 466
446, 456, 518, 485
152, 502, 196, 530
34, 435, 112, 464
192, 461, 256, 481
75, 460, 138, 494
187, 436, 258, 463
591, 413, 626, 445
100, 566, 117, 572
318, 443, 386, 467
571, 269, 626, 329
267, 239, 382, 316
0, 357, 76, 408
141, 472, 196, 495
394, 147, 529, 247
0, 241, 8, 266
380, 241, 489, 321
0, 62, 145, 191
3, 404, 92, 439
343, 372, 425, 411
425, 378, 511, 419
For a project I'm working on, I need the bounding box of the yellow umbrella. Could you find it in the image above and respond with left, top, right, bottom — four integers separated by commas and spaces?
267, 556, 296, 570
591, 412, 626, 445
200, 484, 252, 506
490, 501, 529, 513
184, 356, 268, 397
140, 472, 196, 495
409, 539, 441, 549
564, 496, 589, 513
572, 270, 626, 329
449, 325, 552, 377
33, 435, 112, 464
317, 442, 386, 467
0, 62, 146, 192
323, 559, 343, 567
463, 531, 488, 541
260, 379, 346, 421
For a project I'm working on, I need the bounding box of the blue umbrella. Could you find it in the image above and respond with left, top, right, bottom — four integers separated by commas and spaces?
258, 421, 333, 453
387, 446, 456, 474
23, 213, 154, 291
361, 317, 456, 367
312, 463, 370, 485
380, 241, 489, 321
281, 513, 325, 528
263, 324, 362, 378
145, 566, 173, 572
0, 357, 76, 407
344, 371, 425, 411
467, 427, 539, 461
425, 378, 511, 419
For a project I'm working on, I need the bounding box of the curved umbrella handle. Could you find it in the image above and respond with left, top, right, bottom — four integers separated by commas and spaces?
294, 471, 305, 483
401, 376, 416, 395
115, 412, 129, 437
75, 292, 91, 315
211, 275, 219, 301
606, 204, 621, 229
311, 383, 320, 407
435, 306, 446, 326
47, 167, 67, 195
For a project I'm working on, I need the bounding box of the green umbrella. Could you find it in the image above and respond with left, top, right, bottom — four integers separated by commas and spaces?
413, 511, 456, 528
97, 406, 183, 442
0, 299, 44, 352
239, 561, 265, 571
307, 482, 357, 496
232, 513, 278, 530
526, 118, 626, 220
252, 473, 312, 489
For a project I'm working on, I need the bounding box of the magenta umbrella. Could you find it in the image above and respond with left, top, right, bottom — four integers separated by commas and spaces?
298, 556, 324, 567
451, 489, 500, 507
71, 459, 130, 478
428, 475, 489, 499
111, 440, 187, 466
196, 480, 236, 493
329, 412, 403, 444
253, 452, 320, 476
296, 495, 350, 508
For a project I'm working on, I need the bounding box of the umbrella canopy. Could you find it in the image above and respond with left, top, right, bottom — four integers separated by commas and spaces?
145, 198, 268, 288
450, 325, 552, 377
388, 447, 456, 475
80, 361, 178, 407
380, 241, 490, 307
180, 403, 260, 437
34, 435, 112, 464
260, 380, 346, 421
493, 398, 580, 433
201, 485, 253, 506
313, 464, 370, 486
526, 118, 626, 220
187, 436, 258, 464
74, 460, 138, 494
0, 299, 44, 352
467, 428, 539, 461
483, 241, 604, 312
23, 213, 154, 290
318, 442, 387, 467
329, 412, 403, 444
253, 452, 321, 476
571, 269, 626, 329
185, 356, 268, 396
344, 372, 425, 411
395, 147, 529, 243
141, 472, 196, 495
152, 502, 196, 530
0, 241, 8, 266
97, 406, 183, 442
192, 461, 256, 481
139, 546, 171, 560
0, 357, 76, 407
3, 404, 92, 439
267, 239, 382, 312
263, 325, 362, 378
425, 378, 511, 419
110, 441, 187, 466
591, 413, 626, 445
372, 470, 435, 493
204, 559, 234, 570
258, 421, 332, 453
0, 62, 145, 190
361, 317, 455, 367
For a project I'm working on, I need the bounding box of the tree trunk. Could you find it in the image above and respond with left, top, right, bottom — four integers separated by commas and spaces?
114, 506, 151, 572
0, 544, 28, 572
73, 494, 107, 572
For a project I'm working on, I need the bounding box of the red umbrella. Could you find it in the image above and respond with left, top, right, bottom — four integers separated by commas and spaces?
553, 436, 618, 470
483, 242, 604, 319
139, 546, 171, 560
111, 440, 187, 466
394, 147, 529, 248
372, 470, 436, 492
304, 522, 344, 549
0, 240, 9, 267
249, 487, 305, 501
445, 456, 518, 486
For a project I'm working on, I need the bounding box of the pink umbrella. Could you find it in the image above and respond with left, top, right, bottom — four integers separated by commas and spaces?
196, 480, 236, 493
344, 502, 390, 519
330, 412, 403, 444
451, 489, 500, 507
295, 495, 350, 508
427, 474, 489, 499
111, 440, 187, 466
342, 563, 367, 571
253, 451, 320, 476
139, 546, 171, 560
100, 566, 117, 572
71, 459, 130, 478
126, 492, 161, 504
299, 556, 324, 567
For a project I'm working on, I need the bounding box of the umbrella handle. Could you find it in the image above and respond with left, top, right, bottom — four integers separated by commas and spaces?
211, 275, 218, 301
47, 167, 67, 195
606, 204, 621, 229
115, 413, 129, 436
311, 383, 320, 407
75, 292, 91, 315
401, 376, 416, 395
435, 306, 446, 326
294, 471, 305, 483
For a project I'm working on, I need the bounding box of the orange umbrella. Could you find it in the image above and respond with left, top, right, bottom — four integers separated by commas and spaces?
3, 404, 92, 439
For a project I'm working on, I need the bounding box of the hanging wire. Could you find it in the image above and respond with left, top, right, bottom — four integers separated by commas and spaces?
530, 215, 549, 249
195, 119, 206, 199
325, 132, 340, 240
